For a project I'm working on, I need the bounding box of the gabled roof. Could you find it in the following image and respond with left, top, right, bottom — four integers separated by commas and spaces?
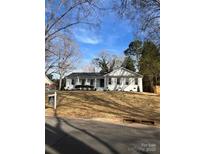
66, 72, 105, 78
66, 67, 143, 78
104, 67, 143, 77
45, 75, 54, 84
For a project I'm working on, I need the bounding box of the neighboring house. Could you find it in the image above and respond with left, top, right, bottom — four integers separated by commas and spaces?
45, 75, 54, 85
65, 67, 143, 92
45, 75, 56, 90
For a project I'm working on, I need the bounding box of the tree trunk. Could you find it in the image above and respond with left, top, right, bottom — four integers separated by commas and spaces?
58, 76, 62, 90
149, 75, 154, 93
153, 75, 157, 86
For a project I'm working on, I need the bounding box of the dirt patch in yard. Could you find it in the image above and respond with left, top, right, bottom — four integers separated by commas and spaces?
45, 91, 160, 126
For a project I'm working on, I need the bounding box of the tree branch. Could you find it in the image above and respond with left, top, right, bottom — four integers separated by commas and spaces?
46, 1, 87, 36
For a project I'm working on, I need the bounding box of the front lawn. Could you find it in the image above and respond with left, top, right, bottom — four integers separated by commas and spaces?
45, 91, 160, 126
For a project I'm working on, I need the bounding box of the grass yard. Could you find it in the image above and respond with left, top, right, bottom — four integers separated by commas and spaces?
45, 91, 160, 126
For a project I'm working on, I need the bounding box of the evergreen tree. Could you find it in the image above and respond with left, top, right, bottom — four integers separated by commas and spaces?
122, 56, 136, 72
124, 40, 160, 92
139, 41, 160, 91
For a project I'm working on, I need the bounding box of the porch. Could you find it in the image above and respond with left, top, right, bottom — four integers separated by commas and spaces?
67, 76, 106, 91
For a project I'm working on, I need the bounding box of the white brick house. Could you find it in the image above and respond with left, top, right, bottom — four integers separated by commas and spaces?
65, 67, 143, 92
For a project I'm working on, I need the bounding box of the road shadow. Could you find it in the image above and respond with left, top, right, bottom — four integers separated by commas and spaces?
46, 117, 160, 154
45, 117, 119, 154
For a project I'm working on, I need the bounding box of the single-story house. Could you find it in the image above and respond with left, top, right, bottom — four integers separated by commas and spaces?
65, 67, 143, 92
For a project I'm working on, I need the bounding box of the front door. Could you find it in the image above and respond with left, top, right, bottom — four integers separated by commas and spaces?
100, 79, 104, 87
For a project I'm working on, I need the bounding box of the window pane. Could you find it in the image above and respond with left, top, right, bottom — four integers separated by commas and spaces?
126, 78, 129, 85
90, 79, 93, 85
71, 79, 74, 85
109, 78, 111, 84
82, 79, 85, 85
117, 78, 120, 84
135, 78, 138, 85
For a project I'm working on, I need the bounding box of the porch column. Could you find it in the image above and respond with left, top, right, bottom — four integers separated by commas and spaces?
138, 77, 143, 92
77, 76, 80, 85
65, 78, 69, 88
94, 78, 97, 88
104, 77, 107, 90
85, 78, 88, 85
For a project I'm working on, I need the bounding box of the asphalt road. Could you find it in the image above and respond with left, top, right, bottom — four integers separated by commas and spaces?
46, 117, 160, 154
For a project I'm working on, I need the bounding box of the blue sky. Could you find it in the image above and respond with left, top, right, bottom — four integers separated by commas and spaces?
71, 11, 135, 71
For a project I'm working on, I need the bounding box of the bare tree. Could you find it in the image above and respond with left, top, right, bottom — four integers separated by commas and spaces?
45, 0, 105, 73
82, 62, 96, 72
47, 36, 80, 90
113, 0, 160, 45
92, 50, 123, 73
45, 0, 104, 41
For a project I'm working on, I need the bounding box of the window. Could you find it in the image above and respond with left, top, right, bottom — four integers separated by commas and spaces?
71, 79, 74, 85
82, 79, 85, 85
108, 78, 111, 85
90, 79, 94, 85
126, 78, 129, 85
117, 78, 120, 85
135, 78, 138, 85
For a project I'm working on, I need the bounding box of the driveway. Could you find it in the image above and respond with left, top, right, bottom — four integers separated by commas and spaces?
46, 117, 160, 154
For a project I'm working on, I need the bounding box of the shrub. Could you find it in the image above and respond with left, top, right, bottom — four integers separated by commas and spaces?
75, 85, 94, 90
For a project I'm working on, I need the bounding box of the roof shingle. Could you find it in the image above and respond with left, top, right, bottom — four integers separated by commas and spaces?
66, 72, 105, 78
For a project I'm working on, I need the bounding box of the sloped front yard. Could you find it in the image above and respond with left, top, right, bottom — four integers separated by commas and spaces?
45, 91, 160, 126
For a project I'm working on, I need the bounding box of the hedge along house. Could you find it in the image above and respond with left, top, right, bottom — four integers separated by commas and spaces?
65, 67, 143, 92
